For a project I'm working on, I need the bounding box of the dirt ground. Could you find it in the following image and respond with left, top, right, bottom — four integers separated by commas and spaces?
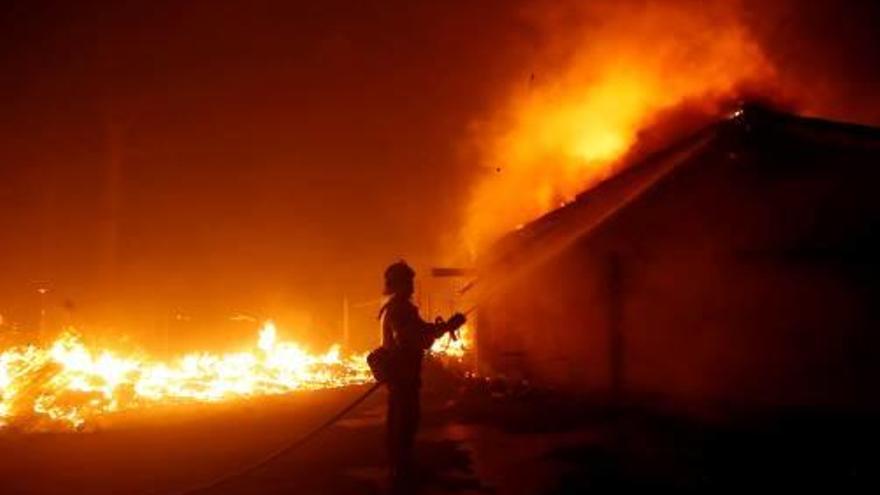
1, 375, 878, 495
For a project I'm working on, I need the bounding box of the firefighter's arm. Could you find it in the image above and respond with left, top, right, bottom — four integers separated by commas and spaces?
396, 304, 466, 349
425, 312, 466, 343
392, 305, 435, 349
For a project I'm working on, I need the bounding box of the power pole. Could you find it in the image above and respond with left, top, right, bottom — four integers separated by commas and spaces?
342, 296, 350, 350
37, 286, 49, 338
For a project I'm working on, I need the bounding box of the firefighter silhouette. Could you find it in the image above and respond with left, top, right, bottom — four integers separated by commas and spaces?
378, 261, 466, 489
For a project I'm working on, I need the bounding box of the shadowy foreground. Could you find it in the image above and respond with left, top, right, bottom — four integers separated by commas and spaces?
1, 374, 878, 494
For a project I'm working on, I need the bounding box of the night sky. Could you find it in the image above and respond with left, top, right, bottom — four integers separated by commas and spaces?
1, 0, 879, 349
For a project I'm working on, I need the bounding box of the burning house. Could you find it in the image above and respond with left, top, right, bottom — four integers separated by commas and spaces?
476, 105, 880, 414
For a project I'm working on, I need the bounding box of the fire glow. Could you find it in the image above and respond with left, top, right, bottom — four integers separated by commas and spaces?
463, 1, 776, 251
0, 321, 470, 430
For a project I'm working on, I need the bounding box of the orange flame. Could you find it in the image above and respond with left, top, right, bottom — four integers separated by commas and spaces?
430, 323, 471, 359
464, 1, 776, 251
0, 320, 471, 430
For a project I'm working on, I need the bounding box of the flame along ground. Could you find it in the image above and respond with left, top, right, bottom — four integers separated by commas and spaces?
0, 321, 470, 430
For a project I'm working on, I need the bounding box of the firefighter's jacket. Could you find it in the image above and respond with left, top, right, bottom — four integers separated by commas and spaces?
381, 296, 446, 388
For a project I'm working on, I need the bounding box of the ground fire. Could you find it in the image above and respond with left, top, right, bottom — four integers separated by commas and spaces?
0, 321, 470, 430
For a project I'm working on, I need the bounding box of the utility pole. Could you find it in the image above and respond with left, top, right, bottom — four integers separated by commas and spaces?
342, 296, 350, 350
37, 286, 49, 338
164, 311, 170, 357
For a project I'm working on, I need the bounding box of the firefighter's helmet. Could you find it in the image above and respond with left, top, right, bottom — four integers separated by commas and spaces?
384, 260, 415, 295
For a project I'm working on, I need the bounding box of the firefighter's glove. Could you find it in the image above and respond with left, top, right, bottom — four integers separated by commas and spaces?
447, 313, 466, 331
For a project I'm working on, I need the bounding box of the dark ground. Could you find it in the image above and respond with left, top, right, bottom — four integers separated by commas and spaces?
1, 371, 878, 494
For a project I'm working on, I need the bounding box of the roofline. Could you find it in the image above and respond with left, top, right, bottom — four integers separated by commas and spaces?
484, 104, 880, 266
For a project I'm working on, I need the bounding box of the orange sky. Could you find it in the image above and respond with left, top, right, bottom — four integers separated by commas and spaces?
1, 0, 879, 349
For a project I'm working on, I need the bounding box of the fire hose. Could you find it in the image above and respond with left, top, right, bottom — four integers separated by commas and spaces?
171, 314, 473, 494
172, 381, 383, 495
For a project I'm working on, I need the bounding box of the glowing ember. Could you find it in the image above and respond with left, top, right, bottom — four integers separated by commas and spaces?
0, 320, 471, 430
